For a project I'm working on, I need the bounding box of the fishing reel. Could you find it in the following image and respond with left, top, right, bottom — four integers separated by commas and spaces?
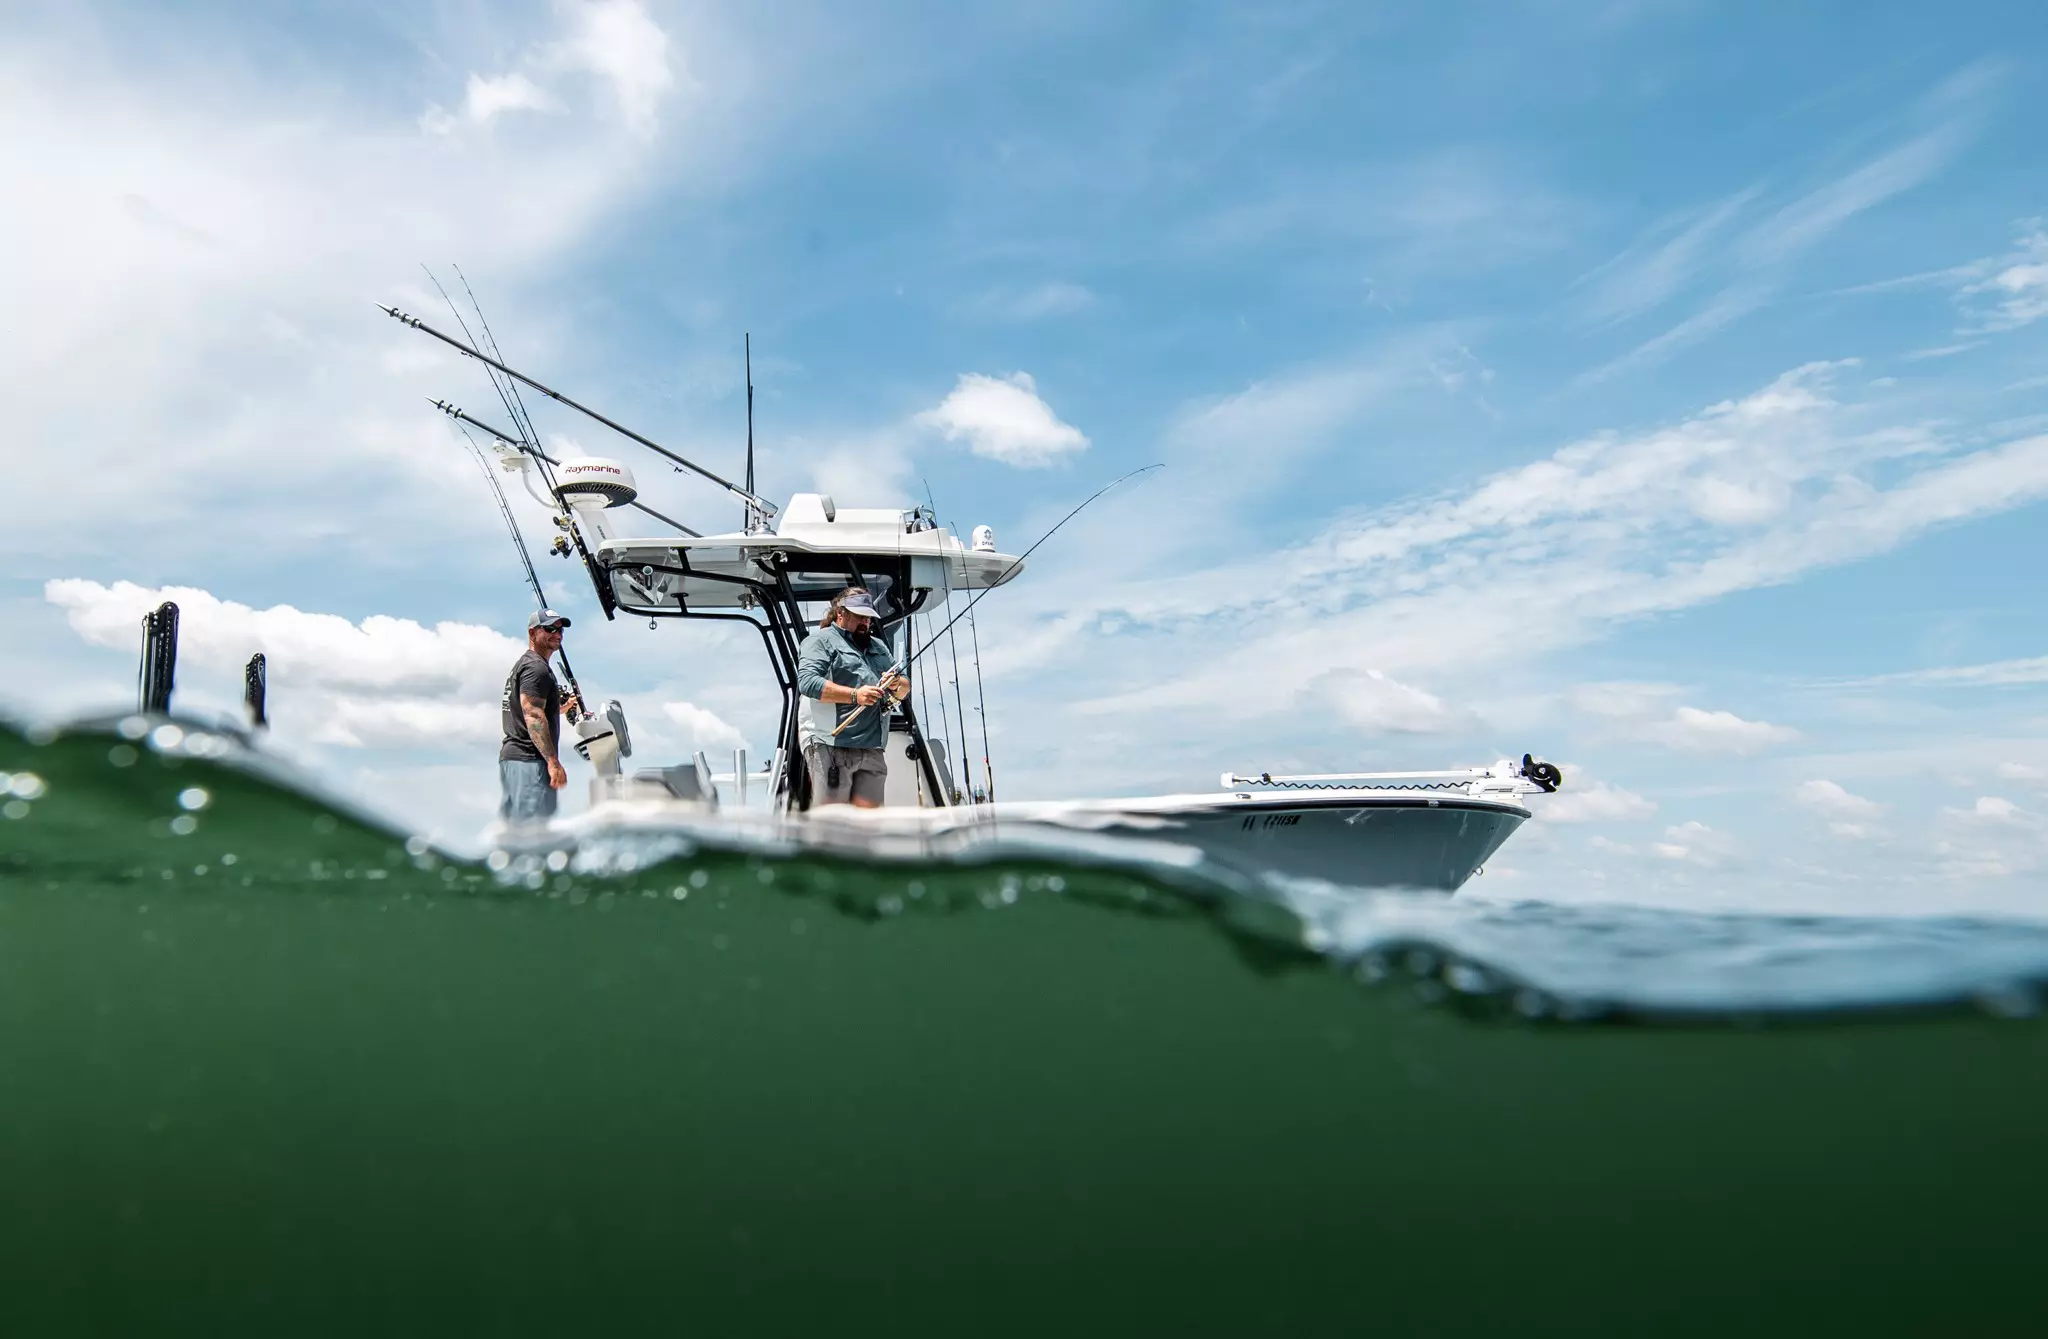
550, 536, 572, 558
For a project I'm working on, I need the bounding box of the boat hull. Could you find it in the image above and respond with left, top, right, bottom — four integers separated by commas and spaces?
572, 787, 1530, 894
1067, 794, 1529, 891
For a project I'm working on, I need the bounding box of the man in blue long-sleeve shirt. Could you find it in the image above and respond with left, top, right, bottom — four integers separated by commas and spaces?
796, 587, 908, 807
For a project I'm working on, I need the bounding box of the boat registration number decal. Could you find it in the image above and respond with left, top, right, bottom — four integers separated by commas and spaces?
1243, 814, 1301, 830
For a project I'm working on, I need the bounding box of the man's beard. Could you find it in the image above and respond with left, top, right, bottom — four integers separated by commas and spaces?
849, 629, 872, 650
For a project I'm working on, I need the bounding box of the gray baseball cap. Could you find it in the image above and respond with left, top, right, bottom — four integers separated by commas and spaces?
528, 608, 572, 631
840, 592, 881, 618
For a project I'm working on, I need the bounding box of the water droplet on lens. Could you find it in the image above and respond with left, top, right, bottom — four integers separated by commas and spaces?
1046, 875, 1066, 892
117, 716, 151, 740
757, 867, 775, 885
168, 815, 198, 836
193, 865, 208, 876
524, 871, 546, 890
672, 886, 688, 900
176, 787, 209, 812
877, 894, 903, 916
149, 724, 184, 750
108, 745, 138, 768
1445, 962, 1494, 994
311, 814, 337, 835
688, 869, 709, 889
220, 853, 237, 866
486, 850, 511, 873
1, 799, 30, 821
405, 836, 431, 857
7, 772, 46, 800
545, 850, 570, 873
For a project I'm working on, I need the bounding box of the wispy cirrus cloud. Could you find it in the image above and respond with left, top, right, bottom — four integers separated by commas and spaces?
1576, 66, 1996, 383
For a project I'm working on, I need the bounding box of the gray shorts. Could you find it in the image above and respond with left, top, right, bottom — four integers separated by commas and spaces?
807, 745, 887, 807
500, 757, 559, 823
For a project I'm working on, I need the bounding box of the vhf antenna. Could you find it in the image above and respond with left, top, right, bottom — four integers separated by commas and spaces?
744, 333, 760, 534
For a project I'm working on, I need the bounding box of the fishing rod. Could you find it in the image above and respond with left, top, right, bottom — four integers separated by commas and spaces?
830, 463, 1165, 739
430, 399, 701, 537
455, 425, 587, 717
380, 303, 780, 519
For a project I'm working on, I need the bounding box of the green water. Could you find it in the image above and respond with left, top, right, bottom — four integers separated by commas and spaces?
3, 719, 2047, 1335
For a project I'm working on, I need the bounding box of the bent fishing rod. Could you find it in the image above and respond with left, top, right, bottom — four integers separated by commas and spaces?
380, 303, 779, 519
830, 463, 1164, 738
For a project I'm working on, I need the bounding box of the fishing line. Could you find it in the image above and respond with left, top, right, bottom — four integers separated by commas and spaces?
454, 264, 548, 467
830, 463, 1165, 740
456, 422, 586, 708
424, 266, 536, 473
964, 568, 994, 802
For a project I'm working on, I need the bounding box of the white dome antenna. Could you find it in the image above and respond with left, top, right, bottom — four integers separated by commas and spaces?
554, 457, 639, 543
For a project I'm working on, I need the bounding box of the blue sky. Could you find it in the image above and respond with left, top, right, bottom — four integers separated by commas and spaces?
8, 0, 2048, 911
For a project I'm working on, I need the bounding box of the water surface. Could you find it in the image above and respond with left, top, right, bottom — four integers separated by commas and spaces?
3, 716, 2045, 1334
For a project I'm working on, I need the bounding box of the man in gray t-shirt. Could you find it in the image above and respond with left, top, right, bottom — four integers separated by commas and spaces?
499, 609, 579, 823
795, 587, 908, 807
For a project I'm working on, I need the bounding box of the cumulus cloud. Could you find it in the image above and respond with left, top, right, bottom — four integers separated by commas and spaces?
662, 700, 746, 754
46, 579, 522, 747
917, 372, 1090, 467
544, 0, 678, 138
1653, 820, 1736, 866
419, 0, 677, 140
422, 72, 561, 134
1307, 667, 1460, 734
1540, 780, 1657, 824
1942, 795, 2035, 828
1640, 706, 1799, 755
1793, 778, 1884, 820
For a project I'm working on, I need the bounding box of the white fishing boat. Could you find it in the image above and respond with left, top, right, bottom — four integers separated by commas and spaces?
387, 302, 1562, 891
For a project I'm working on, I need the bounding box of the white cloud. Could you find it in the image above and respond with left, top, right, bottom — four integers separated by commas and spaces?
1997, 761, 2047, 782
917, 372, 1089, 467
419, 2, 677, 140
1540, 780, 1657, 824
1580, 79, 1985, 382
1569, 681, 1681, 720
1950, 795, 2032, 826
662, 700, 746, 754
998, 282, 1097, 320
46, 579, 523, 749
1653, 819, 1736, 866
543, 0, 679, 138
1640, 706, 1799, 755
1793, 778, 1884, 821
1823, 655, 2048, 689
1957, 223, 2048, 334
1308, 667, 1460, 734
1026, 362, 2048, 761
